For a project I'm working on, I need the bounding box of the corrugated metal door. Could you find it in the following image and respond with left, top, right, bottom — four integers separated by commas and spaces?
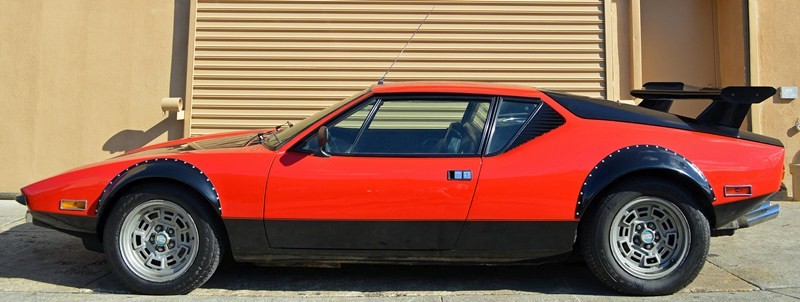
186, 0, 605, 136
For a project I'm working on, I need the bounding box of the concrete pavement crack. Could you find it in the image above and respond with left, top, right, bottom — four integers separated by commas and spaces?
705, 259, 763, 291
766, 288, 800, 300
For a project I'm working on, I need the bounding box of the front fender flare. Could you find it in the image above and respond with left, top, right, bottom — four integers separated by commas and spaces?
575, 145, 715, 218
95, 158, 221, 218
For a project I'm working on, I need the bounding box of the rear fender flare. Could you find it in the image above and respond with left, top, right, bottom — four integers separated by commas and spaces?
96, 158, 221, 218
575, 145, 715, 218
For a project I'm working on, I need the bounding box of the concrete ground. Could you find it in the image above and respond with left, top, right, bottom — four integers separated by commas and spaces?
0, 200, 798, 301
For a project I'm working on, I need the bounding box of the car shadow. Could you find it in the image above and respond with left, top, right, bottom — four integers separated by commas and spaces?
0, 223, 617, 297
201, 262, 616, 296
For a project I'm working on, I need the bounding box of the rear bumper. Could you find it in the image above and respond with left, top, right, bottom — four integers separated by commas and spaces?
712, 194, 773, 229
717, 201, 779, 231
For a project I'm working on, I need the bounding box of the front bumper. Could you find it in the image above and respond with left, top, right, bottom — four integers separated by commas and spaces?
14, 194, 26, 206
29, 210, 98, 238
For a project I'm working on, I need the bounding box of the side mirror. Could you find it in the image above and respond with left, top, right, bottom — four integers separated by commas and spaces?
315, 126, 331, 157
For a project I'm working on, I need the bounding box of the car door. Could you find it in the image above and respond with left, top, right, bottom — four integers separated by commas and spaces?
264, 94, 493, 250
455, 97, 576, 253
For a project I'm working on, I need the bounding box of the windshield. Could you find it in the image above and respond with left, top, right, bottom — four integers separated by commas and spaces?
263, 88, 370, 150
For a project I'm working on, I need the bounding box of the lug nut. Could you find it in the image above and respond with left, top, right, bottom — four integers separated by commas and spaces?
647, 223, 656, 229
149, 235, 155, 243
155, 225, 163, 232
168, 242, 175, 249
636, 225, 643, 231
167, 228, 174, 235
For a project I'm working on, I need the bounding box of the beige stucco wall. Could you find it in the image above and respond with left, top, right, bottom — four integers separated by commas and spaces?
716, 0, 748, 88
639, 0, 717, 118
0, 0, 186, 193
752, 0, 800, 197
714, 1, 752, 131
2, 0, 794, 198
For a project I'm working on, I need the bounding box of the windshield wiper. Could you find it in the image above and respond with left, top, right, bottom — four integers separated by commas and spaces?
275, 121, 294, 131
262, 121, 294, 149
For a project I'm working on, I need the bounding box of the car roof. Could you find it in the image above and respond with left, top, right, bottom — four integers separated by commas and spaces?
370, 81, 542, 98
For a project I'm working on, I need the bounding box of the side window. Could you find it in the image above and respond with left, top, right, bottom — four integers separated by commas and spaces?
298, 100, 376, 153
487, 100, 539, 154
352, 99, 490, 155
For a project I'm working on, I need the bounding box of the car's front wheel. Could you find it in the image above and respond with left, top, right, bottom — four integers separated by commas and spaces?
579, 179, 710, 295
103, 185, 222, 295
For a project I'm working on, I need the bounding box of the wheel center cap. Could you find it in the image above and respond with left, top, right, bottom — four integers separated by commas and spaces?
640, 230, 655, 244
155, 233, 169, 246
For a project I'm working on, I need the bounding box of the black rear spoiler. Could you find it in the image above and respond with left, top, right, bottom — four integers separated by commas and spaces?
631, 82, 776, 128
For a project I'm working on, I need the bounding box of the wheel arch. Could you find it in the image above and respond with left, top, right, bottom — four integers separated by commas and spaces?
575, 145, 716, 226
95, 159, 223, 239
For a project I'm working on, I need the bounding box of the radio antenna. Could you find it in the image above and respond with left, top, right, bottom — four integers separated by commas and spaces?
378, 5, 436, 85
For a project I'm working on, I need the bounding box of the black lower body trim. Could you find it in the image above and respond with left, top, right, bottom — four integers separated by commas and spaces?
224, 218, 271, 259
226, 218, 578, 263
455, 221, 577, 251
266, 220, 463, 250
30, 211, 97, 237
712, 193, 773, 228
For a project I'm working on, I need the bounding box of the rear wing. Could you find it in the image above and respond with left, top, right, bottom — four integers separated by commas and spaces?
631, 82, 776, 128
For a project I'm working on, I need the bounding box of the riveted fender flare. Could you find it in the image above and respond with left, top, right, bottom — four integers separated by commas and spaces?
95, 158, 221, 218
575, 145, 715, 218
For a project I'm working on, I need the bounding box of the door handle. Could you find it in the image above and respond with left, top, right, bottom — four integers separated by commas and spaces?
447, 170, 472, 180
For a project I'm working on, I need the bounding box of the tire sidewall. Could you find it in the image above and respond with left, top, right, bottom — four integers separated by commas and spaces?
103, 186, 221, 295
581, 180, 710, 295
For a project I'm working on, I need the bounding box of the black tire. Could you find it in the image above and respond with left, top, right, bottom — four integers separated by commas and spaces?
579, 178, 710, 295
103, 184, 222, 295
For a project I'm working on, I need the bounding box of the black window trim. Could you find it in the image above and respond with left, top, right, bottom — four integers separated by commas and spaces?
347, 98, 383, 153
476, 96, 500, 156
289, 97, 378, 156
483, 97, 544, 157
289, 93, 497, 158
267, 88, 371, 150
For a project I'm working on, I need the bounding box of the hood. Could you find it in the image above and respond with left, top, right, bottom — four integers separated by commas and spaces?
116, 129, 269, 159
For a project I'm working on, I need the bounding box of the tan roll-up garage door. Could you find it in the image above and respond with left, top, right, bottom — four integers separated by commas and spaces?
186, 0, 606, 136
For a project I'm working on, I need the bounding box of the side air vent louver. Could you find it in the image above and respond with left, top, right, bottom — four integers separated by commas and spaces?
507, 103, 566, 151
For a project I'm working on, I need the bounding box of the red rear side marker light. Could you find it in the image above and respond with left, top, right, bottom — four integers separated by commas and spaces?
724, 185, 752, 197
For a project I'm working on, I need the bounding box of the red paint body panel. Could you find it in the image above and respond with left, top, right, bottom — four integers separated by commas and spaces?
464, 92, 784, 221
467, 117, 783, 221
171, 147, 275, 220
22, 137, 276, 221
371, 82, 542, 98
265, 151, 480, 220
18, 82, 784, 238
23, 162, 128, 216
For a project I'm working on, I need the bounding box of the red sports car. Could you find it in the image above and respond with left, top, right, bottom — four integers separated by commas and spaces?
16, 82, 782, 295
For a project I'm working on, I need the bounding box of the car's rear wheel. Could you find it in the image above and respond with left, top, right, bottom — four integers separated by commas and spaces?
579, 179, 710, 295
103, 185, 221, 295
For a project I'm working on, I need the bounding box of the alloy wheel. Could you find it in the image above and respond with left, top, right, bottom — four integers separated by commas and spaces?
118, 199, 200, 282
608, 196, 691, 279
